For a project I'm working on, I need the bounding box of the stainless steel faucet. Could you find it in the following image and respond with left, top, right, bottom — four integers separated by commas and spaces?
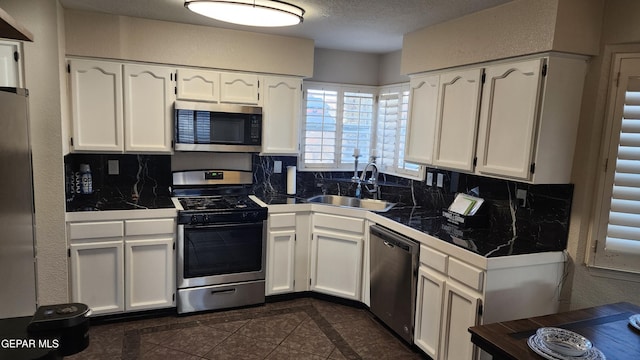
359, 157, 380, 200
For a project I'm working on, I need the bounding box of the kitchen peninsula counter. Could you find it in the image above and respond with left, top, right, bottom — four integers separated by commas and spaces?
254, 193, 565, 258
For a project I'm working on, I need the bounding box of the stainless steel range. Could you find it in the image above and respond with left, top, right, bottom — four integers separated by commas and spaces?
172, 170, 267, 314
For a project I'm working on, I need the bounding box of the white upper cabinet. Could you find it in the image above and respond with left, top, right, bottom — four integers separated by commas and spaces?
176, 68, 221, 102
123, 64, 174, 153
432, 68, 483, 172
69, 59, 175, 153
220, 72, 260, 105
0, 40, 22, 87
406, 53, 586, 183
477, 55, 586, 183
475, 59, 545, 181
69, 59, 124, 152
261, 75, 302, 155
405, 74, 439, 165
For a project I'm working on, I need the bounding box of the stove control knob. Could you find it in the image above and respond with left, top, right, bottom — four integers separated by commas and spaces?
203, 214, 210, 223
190, 215, 199, 224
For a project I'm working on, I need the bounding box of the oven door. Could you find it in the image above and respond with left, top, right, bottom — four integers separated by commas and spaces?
177, 221, 266, 288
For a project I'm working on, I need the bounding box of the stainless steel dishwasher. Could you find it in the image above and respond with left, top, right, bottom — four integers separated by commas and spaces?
369, 224, 419, 344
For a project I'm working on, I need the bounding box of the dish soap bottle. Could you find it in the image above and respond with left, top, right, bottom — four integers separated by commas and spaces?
79, 164, 93, 194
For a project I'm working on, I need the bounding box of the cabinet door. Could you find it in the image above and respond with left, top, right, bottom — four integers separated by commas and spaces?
433, 68, 483, 172
310, 230, 362, 300
123, 64, 174, 153
440, 281, 482, 360
266, 229, 296, 295
0, 40, 21, 87
405, 74, 439, 164
176, 68, 221, 102
69, 240, 124, 315
69, 59, 123, 152
476, 59, 544, 180
124, 237, 175, 311
220, 72, 260, 104
261, 76, 302, 155
414, 266, 446, 359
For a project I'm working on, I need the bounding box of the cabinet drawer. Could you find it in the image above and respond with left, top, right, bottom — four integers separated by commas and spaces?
269, 213, 296, 229
125, 218, 175, 236
69, 221, 124, 240
419, 245, 448, 274
448, 257, 484, 292
313, 213, 364, 234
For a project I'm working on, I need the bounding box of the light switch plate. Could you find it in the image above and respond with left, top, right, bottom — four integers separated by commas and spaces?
437, 173, 444, 188
108, 160, 119, 175
426, 172, 433, 186
274, 161, 282, 173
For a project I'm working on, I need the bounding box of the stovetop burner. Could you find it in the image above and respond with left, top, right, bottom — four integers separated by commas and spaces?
178, 196, 259, 211
172, 170, 266, 225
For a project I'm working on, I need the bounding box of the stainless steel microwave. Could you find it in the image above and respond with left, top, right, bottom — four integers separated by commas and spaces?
174, 101, 262, 152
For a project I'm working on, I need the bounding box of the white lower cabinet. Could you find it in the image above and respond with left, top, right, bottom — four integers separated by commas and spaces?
440, 281, 482, 360
414, 266, 446, 359
310, 213, 364, 301
70, 239, 124, 315
414, 244, 484, 360
266, 212, 297, 295
265, 210, 312, 295
68, 216, 176, 316
125, 237, 175, 311
413, 240, 564, 360
311, 230, 362, 300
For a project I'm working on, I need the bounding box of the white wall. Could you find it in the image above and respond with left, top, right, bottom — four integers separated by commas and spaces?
308, 48, 408, 86
64, 9, 314, 77
309, 48, 380, 85
401, 0, 602, 74
0, 0, 69, 305
379, 51, 409, 85
566, 0, 640, 310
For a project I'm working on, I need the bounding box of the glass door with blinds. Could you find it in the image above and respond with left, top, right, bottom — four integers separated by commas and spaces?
594, 54, 640, 273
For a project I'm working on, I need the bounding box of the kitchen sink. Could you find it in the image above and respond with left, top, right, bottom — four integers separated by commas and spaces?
306, 195, 396, 212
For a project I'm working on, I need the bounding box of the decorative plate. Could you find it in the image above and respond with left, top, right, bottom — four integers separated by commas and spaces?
536, 327, 592, 357
528, 335, 606, 360
629, 314, 640, 331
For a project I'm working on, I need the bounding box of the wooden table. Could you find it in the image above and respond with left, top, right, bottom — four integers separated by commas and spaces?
468, 302, 640, 360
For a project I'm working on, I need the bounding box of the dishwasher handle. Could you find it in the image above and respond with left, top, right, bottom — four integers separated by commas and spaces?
370, 224, 418, 254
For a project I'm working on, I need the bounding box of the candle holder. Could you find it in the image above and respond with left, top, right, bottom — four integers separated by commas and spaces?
352, 154, 361, 181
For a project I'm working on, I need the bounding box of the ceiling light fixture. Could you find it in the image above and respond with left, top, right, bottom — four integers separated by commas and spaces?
184, 0, 305, 27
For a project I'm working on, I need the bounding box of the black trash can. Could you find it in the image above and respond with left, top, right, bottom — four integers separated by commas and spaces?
27, 303, 91, 357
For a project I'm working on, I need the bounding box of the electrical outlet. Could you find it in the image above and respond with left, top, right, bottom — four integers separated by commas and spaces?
108, 160, 119, 175
274, 161, 282, 173
516, 189, 527, 207
426, 172, 433, 186
437, 173, 444, 188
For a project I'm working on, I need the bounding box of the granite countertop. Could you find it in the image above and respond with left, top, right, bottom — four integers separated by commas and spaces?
257, 193, 557, 258
66, 193, 175, 212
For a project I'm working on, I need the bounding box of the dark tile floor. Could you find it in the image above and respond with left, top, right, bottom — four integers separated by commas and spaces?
67, 297, 428, 360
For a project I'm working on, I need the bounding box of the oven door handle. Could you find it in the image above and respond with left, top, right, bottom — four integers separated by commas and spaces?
211, 288, 237, 295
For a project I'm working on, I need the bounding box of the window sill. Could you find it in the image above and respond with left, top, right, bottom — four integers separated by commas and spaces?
586, 264, 640, 283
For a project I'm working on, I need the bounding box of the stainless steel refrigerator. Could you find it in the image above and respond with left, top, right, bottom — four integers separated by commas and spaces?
0, 87, 37, 318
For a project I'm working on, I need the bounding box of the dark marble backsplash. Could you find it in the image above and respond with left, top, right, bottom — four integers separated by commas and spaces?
252, 155, 573, 252
63, 153, 573, 252
64, 154, 173, 211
